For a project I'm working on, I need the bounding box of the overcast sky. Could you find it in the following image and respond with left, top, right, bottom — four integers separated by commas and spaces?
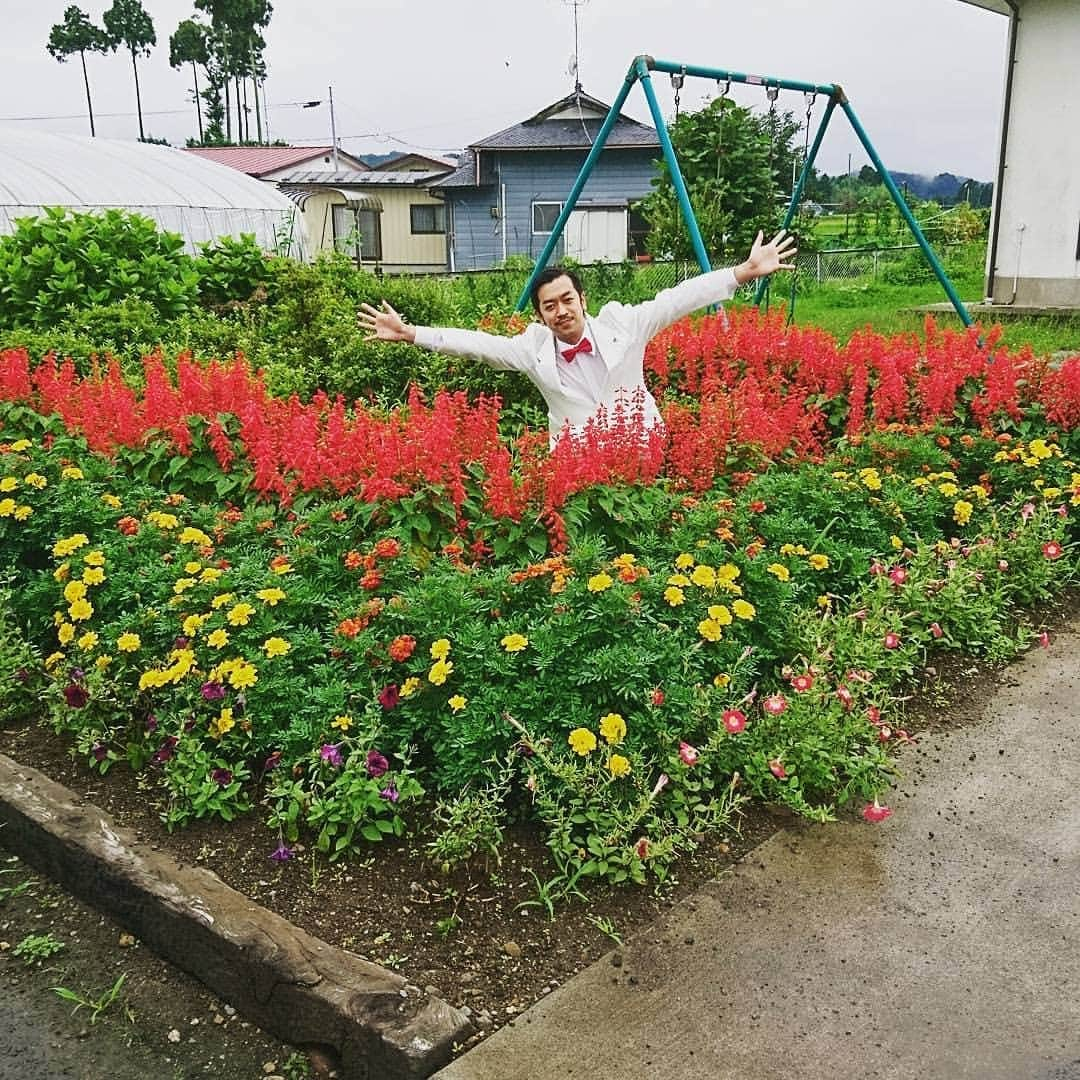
0, 0, 1009, 180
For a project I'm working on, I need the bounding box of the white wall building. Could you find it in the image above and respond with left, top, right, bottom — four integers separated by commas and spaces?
962, 0, 1080, 307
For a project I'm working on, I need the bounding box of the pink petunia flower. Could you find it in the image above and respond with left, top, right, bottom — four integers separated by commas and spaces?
722, 709, 747, 733
791, 673, 814, 693
678, 741, 699, 766
1038, 631, 1050, 648
836, 686, 854, 711
929, 622, 943, 639
1042, 541, 1063, 560
768, 758, 787, 780
862, 802, 893, 823
884, 632, 901, 649
888, 567, 907, 586
762, 694, 787, 716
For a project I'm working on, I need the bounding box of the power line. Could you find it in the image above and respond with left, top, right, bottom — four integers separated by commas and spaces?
0, 100, 342, 123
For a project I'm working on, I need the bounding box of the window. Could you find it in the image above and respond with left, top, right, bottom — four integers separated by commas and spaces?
532, 201, 562, 235
410, 203, 445, 234
627, 208, 651, 258
332, 204, 382, 260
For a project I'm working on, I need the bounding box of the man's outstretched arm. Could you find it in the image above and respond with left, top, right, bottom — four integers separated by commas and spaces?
357, 300, 536, 372
629, 229, 797, 343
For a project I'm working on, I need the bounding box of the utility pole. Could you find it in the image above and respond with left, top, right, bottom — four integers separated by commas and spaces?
329, 85, 339, 170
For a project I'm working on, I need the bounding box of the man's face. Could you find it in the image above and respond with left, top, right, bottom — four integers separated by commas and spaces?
535, 275, 587, 344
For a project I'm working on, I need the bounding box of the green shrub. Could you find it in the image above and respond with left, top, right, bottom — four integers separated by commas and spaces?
195, 234, 275, 308
0, 208, 200, 328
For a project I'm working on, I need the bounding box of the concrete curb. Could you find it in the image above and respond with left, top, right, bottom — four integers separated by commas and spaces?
0, 754, 473, 1080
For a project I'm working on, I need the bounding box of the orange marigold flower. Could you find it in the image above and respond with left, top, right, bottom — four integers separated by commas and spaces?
618, 565, 637, 584
336, 617, 362, 639
344, 550, 363, 570
330, 510, 348, 523
360, 570, 382, 590
374, 538, 402, 559
117, 516, 139, 535
388, 634, 416, 662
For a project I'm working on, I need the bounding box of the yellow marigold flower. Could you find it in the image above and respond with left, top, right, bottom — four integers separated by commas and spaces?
77, 631, 99, 651
607, 754, 632, 778
263, 636, 290, 658
68, 598, 93, 622
331, 714, 352, 731
53, 610, 64, 626
1042, 487, 1062, 500
52, 534, 86, 557
766, 562, 790, 582
13, 505, 32, 521
200, 567, 223, 583
84, 550, 105, 567
57, 622, 75, 645
100, 493, 120, 508
61, 466, 84, 480
63, 580, 88, 604
173, 577, 198, 595
599, 712, 626, 745
1028, 438, 1053, 460
0, 498, 17, 517
674, 553, 695, 570
716, 563, 741, 583
953, 500, 974, 526
859, 468, 882, 491
207, 628, 229, 649
45, 651, 66, 669
707, 604, 732, 625
911, 477, 930, 489
817, 594, 831, 609
256, 587, 286, 605
428, 659, 453, 685
690, 564, 717, 588
666, 573, 691, 588
448, 695, 467, 713
698, 618, 723, 642
613, 553, 636, 567
968, 485, 989, 502
430, 638, 451, 660
587, 572, 613, 592
53, 563, 71, 583
178, 526, 211, 546
713, 672, 731, 688
808, 553, 830, 570
95, 655, 112, 671
182, 614, 207, 636
400, 676, 421, 699
8, 439, 31, 452
501, 633, 528, 653
81, 567, 105, 586
663, 586, 686, 606
209, 592, 232, 609
228, 663, 258, 690
184, 561, 202, 574
139, 670, 165, 691
146, 511, 179, 530
271, 560, 293, 575
938, 482, 959, 497
227, 602, 255, 627
0, 477, 17, 492
732, 599, 756, 620
211, 708, 235, 739
568, 727, 597, 756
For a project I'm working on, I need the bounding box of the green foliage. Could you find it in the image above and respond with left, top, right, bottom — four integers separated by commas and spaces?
0, 589, 43, 725
196, 234, 274, 308
424, 759, 511, 872
14, 932, 66, 966
0, 208, 199, 329
51, 974, 128, 1023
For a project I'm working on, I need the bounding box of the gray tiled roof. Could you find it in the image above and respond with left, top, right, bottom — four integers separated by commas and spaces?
472, 117, 658, 151
271, 169, 448, 185
425, 157, 486, 189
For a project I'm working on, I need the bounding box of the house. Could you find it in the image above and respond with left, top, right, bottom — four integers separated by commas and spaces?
959, 0, 1080, 308
370, 151, 459, 173
426, 90, 661, 271
184, 146, 454, 271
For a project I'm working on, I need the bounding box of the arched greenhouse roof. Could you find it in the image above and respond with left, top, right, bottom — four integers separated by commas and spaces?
0, 128, 306, 258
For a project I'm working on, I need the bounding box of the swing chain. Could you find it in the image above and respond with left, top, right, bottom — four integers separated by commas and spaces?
671, 66, 686, 120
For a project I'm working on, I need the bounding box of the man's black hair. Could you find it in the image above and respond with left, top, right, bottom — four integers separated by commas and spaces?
529, 266, 585, 312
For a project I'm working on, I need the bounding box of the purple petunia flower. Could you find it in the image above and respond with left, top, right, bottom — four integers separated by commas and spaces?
201, 682, 226, 702
183, 715, 197, 733
91, 743, 108, 763
153, 736, 179, 764
366, 750, 389, 778
15, 667, 30, 684
269, 842, 293, 863
379, 782, 399, 804
320, 743, 343, 767
378, 683, 400, 710
211, 767, 233, 786
63, 683, 89, 709
71, 668, 86, 682
264, 750, 283, 772
145, 714, 158, 733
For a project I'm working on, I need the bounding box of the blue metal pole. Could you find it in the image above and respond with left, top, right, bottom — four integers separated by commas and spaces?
646, 56, 835, 99
754, 94, 838, 306
635, 57, 713, 277
839, 97, 973, 328
514, 64, 640, 312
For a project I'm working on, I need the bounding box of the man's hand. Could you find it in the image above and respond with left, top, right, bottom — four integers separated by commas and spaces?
357, 301, 416, 343
733, 229, 798, 285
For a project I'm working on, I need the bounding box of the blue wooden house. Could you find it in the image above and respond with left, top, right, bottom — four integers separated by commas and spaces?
427, 90, 661, 271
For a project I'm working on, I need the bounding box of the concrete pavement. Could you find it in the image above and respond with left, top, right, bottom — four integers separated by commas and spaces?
436, 620, 1080, 1080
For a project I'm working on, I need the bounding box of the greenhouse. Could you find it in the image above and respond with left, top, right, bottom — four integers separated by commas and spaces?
0, 128, 306, 258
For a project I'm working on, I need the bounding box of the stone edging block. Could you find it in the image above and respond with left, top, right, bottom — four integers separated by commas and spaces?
0, 754, 473, 1080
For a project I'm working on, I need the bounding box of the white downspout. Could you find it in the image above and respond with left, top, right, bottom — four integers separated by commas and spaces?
501, 182, 507, 264
1010, 222, 1026, 305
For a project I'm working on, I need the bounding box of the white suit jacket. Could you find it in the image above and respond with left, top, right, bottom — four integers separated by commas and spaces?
412, 266, 739, 445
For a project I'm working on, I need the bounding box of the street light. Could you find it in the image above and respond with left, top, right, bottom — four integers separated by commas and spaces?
301, 88, 339, 170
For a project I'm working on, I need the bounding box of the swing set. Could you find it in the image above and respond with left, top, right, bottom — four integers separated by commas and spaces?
515, 54, 973, 329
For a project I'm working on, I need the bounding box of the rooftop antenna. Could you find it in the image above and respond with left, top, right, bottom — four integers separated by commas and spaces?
564, 0, 588, 93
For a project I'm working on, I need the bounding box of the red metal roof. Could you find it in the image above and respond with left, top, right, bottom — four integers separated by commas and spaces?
183, 146, 362, 177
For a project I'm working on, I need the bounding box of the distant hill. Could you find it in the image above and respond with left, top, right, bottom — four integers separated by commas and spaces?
359, 152, 402, 168
889, 171, 986, 203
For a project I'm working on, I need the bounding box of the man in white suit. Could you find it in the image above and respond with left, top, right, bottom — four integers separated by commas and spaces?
357, 229, 796, 446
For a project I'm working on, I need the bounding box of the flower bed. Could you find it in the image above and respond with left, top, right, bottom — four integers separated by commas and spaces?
0, 309, 1077, 890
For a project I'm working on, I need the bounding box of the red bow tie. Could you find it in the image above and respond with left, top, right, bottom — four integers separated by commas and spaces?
560, 337, 593, 363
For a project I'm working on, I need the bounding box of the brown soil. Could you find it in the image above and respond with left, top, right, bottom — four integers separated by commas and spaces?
1, 588, 1075, 1076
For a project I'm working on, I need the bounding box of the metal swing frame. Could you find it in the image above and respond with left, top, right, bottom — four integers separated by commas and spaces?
514, 54, 973, 329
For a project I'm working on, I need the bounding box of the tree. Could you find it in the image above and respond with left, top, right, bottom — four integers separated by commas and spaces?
635, 97, 804, 263
102, 0, 156, 141
46, 6, 110, 137
169, 19, 210, 142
